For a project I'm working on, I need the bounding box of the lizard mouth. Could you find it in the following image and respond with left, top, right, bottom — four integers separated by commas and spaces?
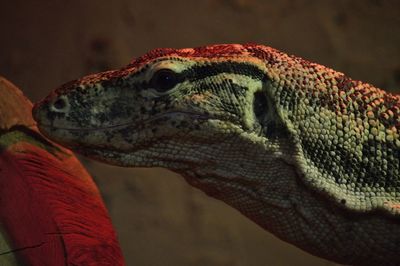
36, 111, 209, 131
36, 111, 240, 133
35, 110, 242, 167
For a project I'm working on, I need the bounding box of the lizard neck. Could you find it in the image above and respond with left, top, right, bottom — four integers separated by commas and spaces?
177, 134, 399, 266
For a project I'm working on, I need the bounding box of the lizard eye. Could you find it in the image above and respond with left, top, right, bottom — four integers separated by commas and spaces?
150, 69, 179, 92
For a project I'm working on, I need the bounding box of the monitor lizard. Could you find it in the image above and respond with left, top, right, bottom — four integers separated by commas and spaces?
32, 44, 400, 266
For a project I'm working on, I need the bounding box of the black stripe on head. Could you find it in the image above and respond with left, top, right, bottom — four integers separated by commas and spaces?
183, 62, 267, 82
140, 61, 267, 90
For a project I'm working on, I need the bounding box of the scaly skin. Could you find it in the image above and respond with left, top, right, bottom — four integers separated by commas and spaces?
32, 44, 400, 265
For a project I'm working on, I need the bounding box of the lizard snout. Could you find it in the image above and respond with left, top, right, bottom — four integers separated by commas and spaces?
32, 94, 71, 128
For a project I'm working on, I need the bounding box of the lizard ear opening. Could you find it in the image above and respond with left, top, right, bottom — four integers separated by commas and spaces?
253, 90, 269, 131
253, 90, 288, 138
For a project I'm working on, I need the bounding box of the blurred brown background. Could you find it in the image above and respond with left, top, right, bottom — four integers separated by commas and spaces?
1, 1, 399, 265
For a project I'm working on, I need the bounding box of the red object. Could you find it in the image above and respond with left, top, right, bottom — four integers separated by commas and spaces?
0, 77, 124, 265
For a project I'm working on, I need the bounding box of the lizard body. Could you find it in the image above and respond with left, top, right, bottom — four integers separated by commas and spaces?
33, 44, 400, 265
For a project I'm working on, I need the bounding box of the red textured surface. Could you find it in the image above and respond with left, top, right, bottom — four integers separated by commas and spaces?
49, 44, 283, 97
0, 139, 124, 265
131, 44, 258, 65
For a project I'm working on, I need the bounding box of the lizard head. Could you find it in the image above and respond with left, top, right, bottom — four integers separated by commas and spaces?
33, 44, 289, 192
32, 44, 400, 265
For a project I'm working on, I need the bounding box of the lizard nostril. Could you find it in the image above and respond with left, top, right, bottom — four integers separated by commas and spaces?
54, 99, 66, 109
50, 96, 70, 113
